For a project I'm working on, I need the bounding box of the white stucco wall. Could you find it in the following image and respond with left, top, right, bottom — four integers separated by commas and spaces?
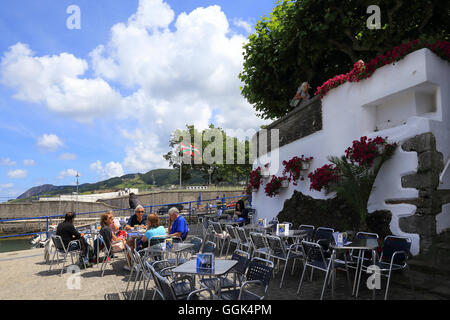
253, 49, 450, 256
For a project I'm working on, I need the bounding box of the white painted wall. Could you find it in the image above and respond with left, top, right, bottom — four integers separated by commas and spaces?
253, 49, 450, 256
40, 188, 139, 203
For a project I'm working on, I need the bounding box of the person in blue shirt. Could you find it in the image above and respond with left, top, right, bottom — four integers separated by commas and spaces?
142, 214, 167, 246
124, 205, 148, 231
168, 207, 188, 241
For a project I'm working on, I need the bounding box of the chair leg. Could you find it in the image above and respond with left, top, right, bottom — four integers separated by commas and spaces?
296, 264, 307, 295
280, 258, 289, 288
384, 267, 393, 300
48, 251, 57, 272
321, 269, 331, 300
125, 266, 135, 295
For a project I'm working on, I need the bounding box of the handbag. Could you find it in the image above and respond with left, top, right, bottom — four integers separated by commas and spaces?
111, 240, 125, 253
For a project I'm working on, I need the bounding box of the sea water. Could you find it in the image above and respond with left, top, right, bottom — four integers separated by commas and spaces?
0, 237, 32, 253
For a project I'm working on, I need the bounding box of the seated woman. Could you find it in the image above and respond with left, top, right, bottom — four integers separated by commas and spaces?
234, 200, 250, 226
94, 211, 126, 261
141, 214, 167, 248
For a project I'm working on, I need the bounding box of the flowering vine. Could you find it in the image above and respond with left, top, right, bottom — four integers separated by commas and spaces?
282, 155, 314, 186
345, 136, 397, 167
315, 39, 450, 99
248, 167, 263, 190
264, 175, 288, 198
307, 164, 341, 192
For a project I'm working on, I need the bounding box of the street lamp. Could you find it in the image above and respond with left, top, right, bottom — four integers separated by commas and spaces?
208, 166, 213, 186
75, 172, 79, 213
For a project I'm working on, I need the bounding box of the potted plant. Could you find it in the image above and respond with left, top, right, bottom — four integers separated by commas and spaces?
264, 175, 288, 198
282, 155, 314, 186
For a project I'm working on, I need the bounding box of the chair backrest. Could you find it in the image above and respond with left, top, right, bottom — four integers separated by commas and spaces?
211, 222, 223, 234
246, 257, 274, 289
225, 225, 238, 240
202, 241, 216, 254
300, 240, 328, 270
265, 235, 286, 256
231, 249, 250, 275
381, 236, 411, 265
249, 232, 268, 250
153, 266, 177, 300
51, 235, 66, 252
354, 232, 379, 240
188, 236, 203, 254
236, 227, 249, 243
298, 225, 315, 241
149, 235, 167, 247
313, 227, 334, 243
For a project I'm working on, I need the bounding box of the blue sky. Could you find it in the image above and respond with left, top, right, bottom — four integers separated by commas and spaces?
0, 0, 277, 199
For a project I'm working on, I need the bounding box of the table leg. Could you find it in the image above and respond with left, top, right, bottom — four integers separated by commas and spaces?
372, 249, 376, 300
331, 250, 335, 300
352, 249, 362, 296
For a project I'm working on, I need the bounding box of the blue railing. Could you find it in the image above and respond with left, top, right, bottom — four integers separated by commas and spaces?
0, 195, 245, 240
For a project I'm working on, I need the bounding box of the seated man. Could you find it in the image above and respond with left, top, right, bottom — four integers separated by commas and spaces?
167, 207, 188, 241
124, 205, 148, 231
56, 212, 89, 264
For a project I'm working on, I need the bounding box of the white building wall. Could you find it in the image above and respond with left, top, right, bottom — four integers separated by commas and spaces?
253, 49, 450, 256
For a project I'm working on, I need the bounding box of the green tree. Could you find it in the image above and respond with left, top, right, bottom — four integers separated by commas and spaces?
163, 124, 252, 185
240, 0, 449, 120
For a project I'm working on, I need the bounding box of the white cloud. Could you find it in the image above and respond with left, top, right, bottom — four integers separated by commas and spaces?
1, 0, 268, 174
91, 0, 266, 171
232, 18, 253, 33
7, 169, 27, 179
58, 153, 77, 160
23, 159, 35, 166
0, 183, 13, 189
0, 158, 16, 166
90, 160, 124, 179
36, 134, 64, 152
0, 43, 122, 123
57, 168, 79, 180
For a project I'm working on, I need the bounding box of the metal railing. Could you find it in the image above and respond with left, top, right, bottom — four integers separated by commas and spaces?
0, 195, 245, 240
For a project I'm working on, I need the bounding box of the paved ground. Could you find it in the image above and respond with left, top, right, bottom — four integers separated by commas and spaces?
0, 245, 444, 300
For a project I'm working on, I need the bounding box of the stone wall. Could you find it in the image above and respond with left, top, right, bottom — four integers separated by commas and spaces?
256, 96, 322, 156
387, 132, 450, 251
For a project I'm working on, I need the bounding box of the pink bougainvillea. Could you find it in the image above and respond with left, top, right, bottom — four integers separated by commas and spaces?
264, 175, 288, 198
315, 40, 450, 99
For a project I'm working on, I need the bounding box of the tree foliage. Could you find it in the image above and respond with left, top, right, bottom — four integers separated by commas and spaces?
163, 124, 252, 185
239, 0, 449, 120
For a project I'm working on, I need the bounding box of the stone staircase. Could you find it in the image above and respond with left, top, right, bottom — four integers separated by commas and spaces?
392, 230, 450, 299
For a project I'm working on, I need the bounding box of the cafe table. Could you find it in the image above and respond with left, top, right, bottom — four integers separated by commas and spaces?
171, 259, 238, 298
329, 238, 379, 299
269, 229, 309, 242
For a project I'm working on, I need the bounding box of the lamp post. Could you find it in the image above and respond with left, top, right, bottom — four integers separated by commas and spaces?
75, 172, 79, 213
208, 167, 213, 186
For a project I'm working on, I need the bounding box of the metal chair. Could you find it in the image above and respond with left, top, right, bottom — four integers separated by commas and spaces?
265, 235, 304, 288
313, 227, 335, 253
297, 240, 351, 300
145, 260, 177, 300
98, 234, 126, 277
211, 222, 230, 256
356, 235, 414, 300
48, 235, 85, 276
201, 240, 217, 254
153, 266, 212, 300
235, 227, 252, 254
298, 224, 315, 241
224, 225, 240, 258
199, 249, 250, 295
249, 232, 270, 259
219, 257, 274, 300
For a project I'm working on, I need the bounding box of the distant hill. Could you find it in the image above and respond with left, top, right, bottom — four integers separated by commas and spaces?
16, 168, 209, 200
